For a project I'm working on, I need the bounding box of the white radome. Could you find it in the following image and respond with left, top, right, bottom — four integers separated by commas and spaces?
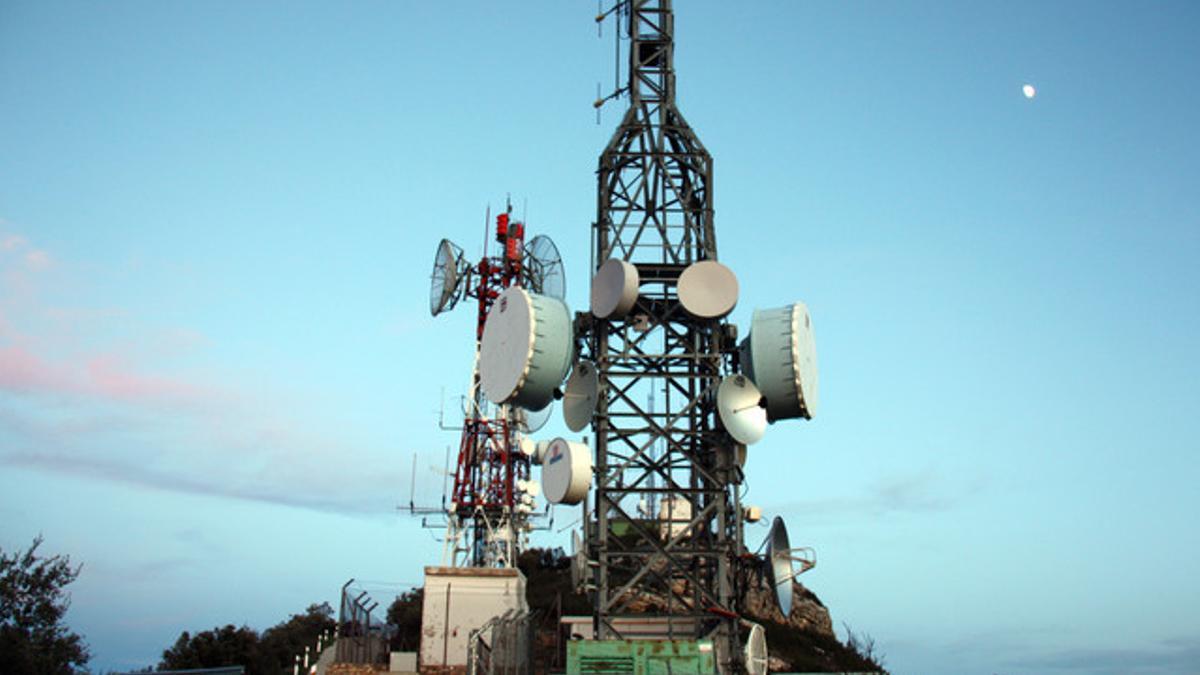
1023, 84, 1036, 99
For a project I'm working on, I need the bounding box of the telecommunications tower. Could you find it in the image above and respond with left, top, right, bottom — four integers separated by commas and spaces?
424, 205, 566, 567
464, 3, 821, 671
578, 0, 820, 669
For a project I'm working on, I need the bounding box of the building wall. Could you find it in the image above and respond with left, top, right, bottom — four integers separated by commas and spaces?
419, 566, 528, 674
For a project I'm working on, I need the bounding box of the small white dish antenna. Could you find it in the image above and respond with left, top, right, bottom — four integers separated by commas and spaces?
524, 234, 567, 300
677, 260, 738, 319
541, 437, 592, 505
742, 302, 818, 421
766, 516, 794, 616
744, 623, 768, 675
591, 258, 639, 318
519, 402, 553, 433
479, 286, 573, 410
562, 360, 600, 432
570, 530, 588, 591
429, 238, 466, 316
532, 439, 553, 465
717, 375, 767, 445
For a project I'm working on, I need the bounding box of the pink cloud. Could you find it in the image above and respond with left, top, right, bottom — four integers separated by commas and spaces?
2, 234, 27, 251
25, 249, 50, 269
85, 354, 213, 406
0, 345, 219, 410
0, 345, 74, 393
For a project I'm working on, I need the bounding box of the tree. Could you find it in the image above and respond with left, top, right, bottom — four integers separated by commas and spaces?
159, 624, 269, 673
386, 589, 423, 651
259, 602, 337, 669
159, 603, 336, 675
0, 536, 90, 674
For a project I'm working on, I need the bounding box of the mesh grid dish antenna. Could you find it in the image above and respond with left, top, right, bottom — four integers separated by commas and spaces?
525, 235, 567, 300
429, 239, 467, 316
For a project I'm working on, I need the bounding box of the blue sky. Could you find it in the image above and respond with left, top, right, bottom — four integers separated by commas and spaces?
2, 1, 1198, 673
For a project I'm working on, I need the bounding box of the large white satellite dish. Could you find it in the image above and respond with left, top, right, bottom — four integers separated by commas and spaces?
479, 286, 573, 410
525, 234, 566, 300
766, 516, 794, 616
677, 260, 738, 319
591, 258, 639, 319
742, 303, 818, 421
562, 360, 600, 432
429, 239, 466, 316
541, 437, 592, 505
717, 375, 767, 445
744, 623, 768, 675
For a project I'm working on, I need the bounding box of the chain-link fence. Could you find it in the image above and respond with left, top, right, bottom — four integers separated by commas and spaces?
467, 610, 537, 675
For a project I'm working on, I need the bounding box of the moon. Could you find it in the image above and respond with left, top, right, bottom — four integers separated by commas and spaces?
1023, 84, 1036, 99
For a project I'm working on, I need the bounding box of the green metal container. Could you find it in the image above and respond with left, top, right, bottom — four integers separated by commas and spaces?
567, 639, 717, 675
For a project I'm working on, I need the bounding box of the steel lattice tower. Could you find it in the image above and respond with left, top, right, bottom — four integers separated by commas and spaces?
584, 0, 745, 666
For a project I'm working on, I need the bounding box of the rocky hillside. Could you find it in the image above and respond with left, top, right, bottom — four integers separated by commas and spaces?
516, 548, 886, 673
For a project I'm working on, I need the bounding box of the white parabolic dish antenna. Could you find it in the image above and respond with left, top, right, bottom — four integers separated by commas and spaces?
479, 286, 573, 410
744, 623, 768, 675
590, 258, 639, 319
677, 260, 738, 319
542, 437, 592, 505
766, 516, 794, 617
717, 375, 767, 445
429, 238, 465, 316
525, 234, 567, 300
562, 360, 600, 432
519, 402, 553, 433
743, 303, 818, 421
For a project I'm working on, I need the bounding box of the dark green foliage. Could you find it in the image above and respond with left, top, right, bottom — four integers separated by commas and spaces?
386, 587, 422, 652
260, 603, 336, 672
158, 603, 335, 675
0, 536, 90, 675
516, 547, 589, 615
159, 624, 269, 673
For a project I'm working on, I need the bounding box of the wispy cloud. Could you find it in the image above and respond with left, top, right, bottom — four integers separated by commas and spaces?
770, 469, 982, 519
1005, 636, 1200, 674
0, 227, 403, 515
